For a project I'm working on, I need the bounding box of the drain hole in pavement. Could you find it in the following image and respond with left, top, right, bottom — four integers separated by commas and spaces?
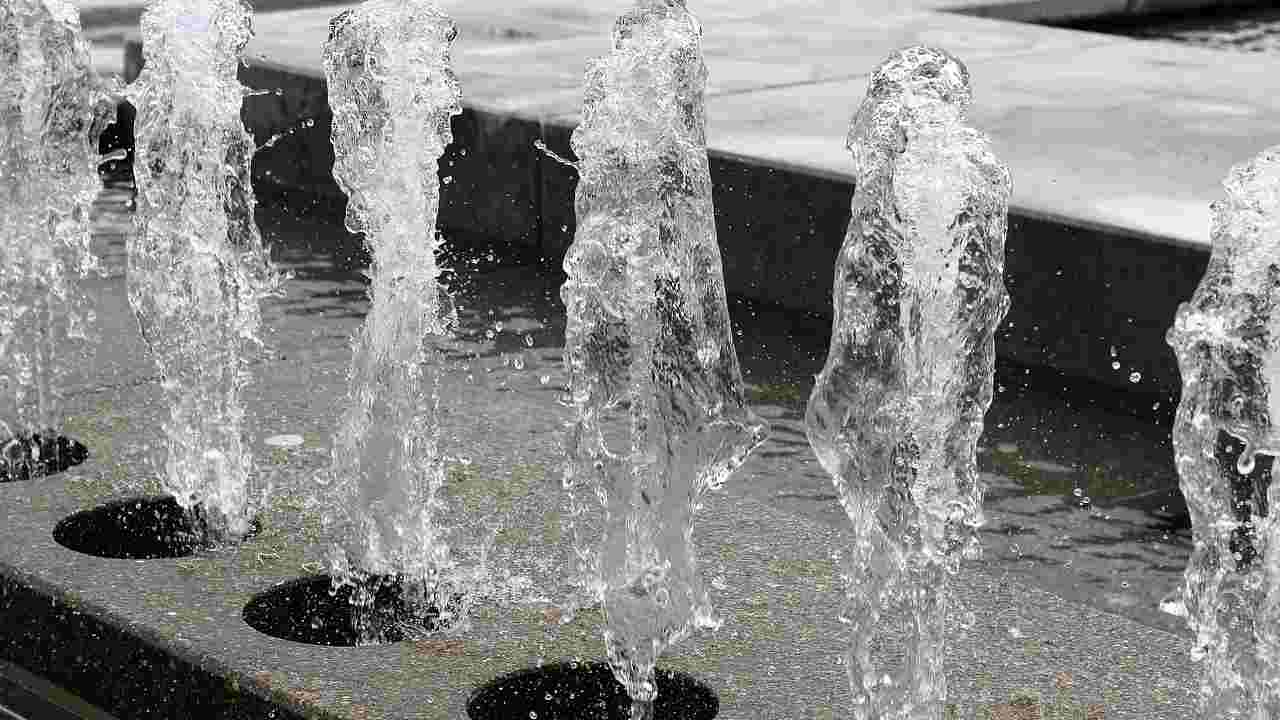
468, 662, 718, 720
0, 431, 88, 483
52, 496, 256, 559
243, 574, 458, 646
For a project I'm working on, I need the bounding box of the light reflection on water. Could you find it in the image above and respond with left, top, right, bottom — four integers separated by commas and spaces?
90, 180, 1192, 634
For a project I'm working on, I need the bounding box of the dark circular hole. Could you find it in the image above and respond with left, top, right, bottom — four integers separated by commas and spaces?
242, 574, 457, 646
0, 431, 89, 483
467, 662, 718, 720
52, 496, 258, 559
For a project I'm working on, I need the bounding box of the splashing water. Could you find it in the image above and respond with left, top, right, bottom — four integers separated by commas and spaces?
1168, 145, 1280, 719
320, 0, 485, 645
126, 0, 283, 541
560, 1, 769, 715
0, 0, 112, 446
804, 46, 1011, 720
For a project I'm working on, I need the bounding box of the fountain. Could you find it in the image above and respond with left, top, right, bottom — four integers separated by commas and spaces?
123, 0, 284, 544
318, 0, 486, 645
804, 47, 1011, 720
0, 0, 1229, 716
1167, 145, 1280, 719
0, 0, 111, 482
559, 0, 769, 717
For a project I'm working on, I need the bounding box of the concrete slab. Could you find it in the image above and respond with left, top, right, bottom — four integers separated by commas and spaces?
0, 469, 1198, 720
0, 279, 1199, 720
689, 34, 1280, 250
1, 177, 1202, 720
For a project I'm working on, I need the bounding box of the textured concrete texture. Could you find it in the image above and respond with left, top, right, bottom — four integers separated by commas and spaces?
0, 470, 1197, 720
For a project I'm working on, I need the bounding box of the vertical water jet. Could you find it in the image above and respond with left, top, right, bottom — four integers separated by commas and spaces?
0, 0, 112, 467
320, 0, 482, 645
126, 0, 282, 542
560, 0, 769, 715
804, 46, 1010, 720
1168, 145, 1280, 719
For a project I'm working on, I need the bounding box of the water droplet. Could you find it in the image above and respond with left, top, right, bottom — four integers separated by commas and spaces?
1072, 487, 1083, 497
539, 375, 551, 385
1128, 371, 1141, 383
1111, 361, 1121, 371
513, 355, 525, 370
442, 175, 453, 185
524, 333, 534, 347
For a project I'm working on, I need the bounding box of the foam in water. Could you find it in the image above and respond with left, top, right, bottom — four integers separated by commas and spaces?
0, 0, 111, 443
1168, 145, 1280, 718
320, 0, 485, 644
560, 1, 769, 715
126, 0, 283, 541
804, 46, 1011, 720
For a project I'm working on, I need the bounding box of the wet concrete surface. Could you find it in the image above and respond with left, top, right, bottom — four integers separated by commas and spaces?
0, 179, 1207, 718
73, 177, 1197, 640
